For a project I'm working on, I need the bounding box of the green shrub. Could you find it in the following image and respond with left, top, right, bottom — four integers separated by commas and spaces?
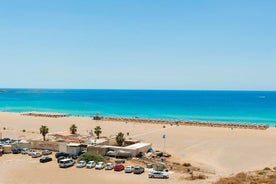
183, 163, 191, 167
264, 167, 271, 171
273, 167, 276, 171
78, 152, 105, 163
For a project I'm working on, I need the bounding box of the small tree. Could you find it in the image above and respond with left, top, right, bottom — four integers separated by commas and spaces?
94, 126, 102, 139
116, 132, 125, 146
78, 152, 105, 163
40, 125, 49, 141
70, 124, 77, 134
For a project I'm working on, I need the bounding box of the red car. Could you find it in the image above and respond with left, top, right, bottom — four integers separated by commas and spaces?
114, 164, 125, 171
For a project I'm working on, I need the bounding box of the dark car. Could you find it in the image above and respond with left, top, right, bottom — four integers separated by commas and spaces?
40, 156, 53, 163
70, 154, 78, 160
133, 166, 145, 174
57, 156, 67, 163
114, 164, 125, 171
55, 152, 69, 158
12, 148, 21, 154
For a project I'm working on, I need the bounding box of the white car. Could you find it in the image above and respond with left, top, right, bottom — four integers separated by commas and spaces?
148, 171, 169, 179
95, 162, 105, 169
59, 158, 75, 168
21, 148, 29, 154
76, 160, 87, 168
28, 150, 36, 156
105, 163, 114, 170
86, 161, 96, 169
31, 152, 42, 158
125, 166, 134, 173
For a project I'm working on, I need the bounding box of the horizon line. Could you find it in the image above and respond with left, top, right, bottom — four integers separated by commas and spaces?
1, 87, 276, 92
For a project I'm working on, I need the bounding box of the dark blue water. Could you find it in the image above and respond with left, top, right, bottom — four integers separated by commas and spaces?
1, 89, 276, 125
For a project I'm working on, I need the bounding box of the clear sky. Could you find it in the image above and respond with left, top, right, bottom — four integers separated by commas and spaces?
0, 0, 275, 90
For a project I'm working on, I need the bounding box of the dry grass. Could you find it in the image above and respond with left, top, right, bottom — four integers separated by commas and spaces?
214, 168, 276, 184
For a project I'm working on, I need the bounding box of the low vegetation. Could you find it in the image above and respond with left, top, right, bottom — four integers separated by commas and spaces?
78, 152, 105, 163
214, 168, 276, 184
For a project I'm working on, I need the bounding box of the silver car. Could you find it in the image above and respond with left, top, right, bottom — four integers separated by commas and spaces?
95, 162, 105, 169
59, 158, 75, 168
76, 160, 86, 168
125, 166, 134, 173
86, 161, 96, 169
148, 171, 169, 179
105, 163, 114, 170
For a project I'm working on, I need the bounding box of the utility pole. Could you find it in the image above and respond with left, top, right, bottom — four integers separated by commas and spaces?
162, 134, 166, 153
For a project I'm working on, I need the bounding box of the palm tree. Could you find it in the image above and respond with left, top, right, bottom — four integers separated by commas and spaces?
40, 125, 49, 141
94, 126, 102, 139
70, 124, 77, 134
116, 132, 125, 146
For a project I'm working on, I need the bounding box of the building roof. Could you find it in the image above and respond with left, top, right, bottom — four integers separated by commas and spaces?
67, 143, 81, 147
125, 143, 152, 149
50, 131, 80, 137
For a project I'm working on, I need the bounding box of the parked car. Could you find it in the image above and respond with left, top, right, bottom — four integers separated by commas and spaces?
21, 148, 29, 154
40, 156, 53, 163
31, 152, 42, 158
55, 152, 69, 158
28, 150, 36, 156
115, 159, 125, 164
125, 166, 134, 173
133, 166, 145, 174
148, 171, 169, 179
95, 162, 105, 170
59, 158, 75, 168
105, 163, 114, 170
106, 150, 116, 157
57, 156, 67, 163
114, 164, 125, 171
86, 161, 96, 169
42, 150, 52, 155
12, 148, 21, 154
76, 160, 87, 168
70, 154, 78, 160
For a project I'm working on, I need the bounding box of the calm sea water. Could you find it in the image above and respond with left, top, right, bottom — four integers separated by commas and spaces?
1, 89, 276, 125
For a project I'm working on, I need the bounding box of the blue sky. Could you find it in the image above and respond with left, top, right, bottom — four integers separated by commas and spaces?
0, 0, 275, 90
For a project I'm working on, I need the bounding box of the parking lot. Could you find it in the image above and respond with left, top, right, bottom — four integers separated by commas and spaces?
0, 152, 179, 184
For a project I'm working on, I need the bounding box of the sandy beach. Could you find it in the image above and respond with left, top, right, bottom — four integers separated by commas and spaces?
1, 112, 276, 183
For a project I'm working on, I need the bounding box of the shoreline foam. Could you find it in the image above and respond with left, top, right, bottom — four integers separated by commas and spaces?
16, 111, 270, 130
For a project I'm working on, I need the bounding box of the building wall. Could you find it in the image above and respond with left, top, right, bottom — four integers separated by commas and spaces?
59, 142, 67, 152
67, 146, 81, 155
11, 142, 31, 149
87, 143, 152, 157
30, 141, 59, 151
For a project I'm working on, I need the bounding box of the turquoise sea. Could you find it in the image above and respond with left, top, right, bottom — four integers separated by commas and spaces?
0, 89, 276, 125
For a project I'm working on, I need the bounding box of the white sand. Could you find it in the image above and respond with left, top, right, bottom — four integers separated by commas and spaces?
1, 112, 276, 183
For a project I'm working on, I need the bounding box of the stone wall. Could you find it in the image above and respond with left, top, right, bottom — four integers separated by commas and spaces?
30, 140, 59, 151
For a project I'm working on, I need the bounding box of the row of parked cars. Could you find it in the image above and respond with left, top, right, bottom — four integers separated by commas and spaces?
54, 151, 169, 179
24, 149, 54, 163
75, 160, 145, 174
